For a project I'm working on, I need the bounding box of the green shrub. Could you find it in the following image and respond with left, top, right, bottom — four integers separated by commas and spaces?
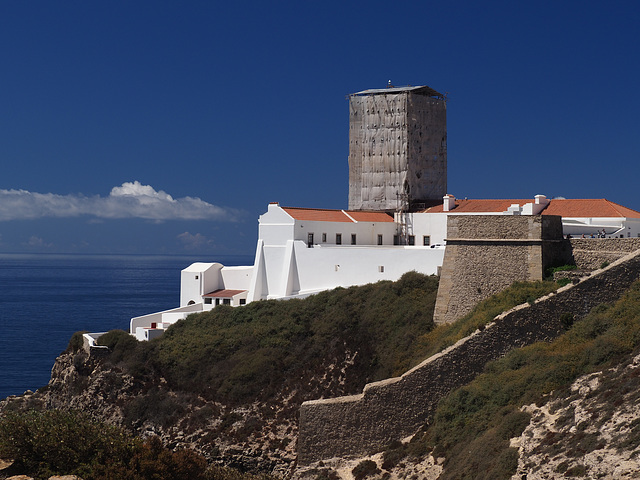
66, 330, 88, 353
0, 409, 139, 479
97, 329, 139, 363
123, 388, 186, 429
0, 409, 272, 480
352, 459, 380, 480
381, 441, 407, 470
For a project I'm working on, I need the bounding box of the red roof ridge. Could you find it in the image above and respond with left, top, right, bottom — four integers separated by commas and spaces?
203, 289, 247, 298
281, 206, 394, 223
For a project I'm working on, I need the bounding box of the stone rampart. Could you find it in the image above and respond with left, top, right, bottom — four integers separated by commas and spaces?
569, 238, 640, 270
297, 248, 640, 465
433, 215, 565, 325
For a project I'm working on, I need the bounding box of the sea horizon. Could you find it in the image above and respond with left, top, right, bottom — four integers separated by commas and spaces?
0, 252, 254, 400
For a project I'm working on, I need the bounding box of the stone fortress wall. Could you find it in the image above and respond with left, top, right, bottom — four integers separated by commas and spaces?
297, 219, 640, 465
433, 215, 565, 325
570, 238, 640, 270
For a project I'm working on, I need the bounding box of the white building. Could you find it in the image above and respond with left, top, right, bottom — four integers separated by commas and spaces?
131, 194, 640, 339
130, 193, 640, 340
121, 83, 640, 340
131, 202, 448, 339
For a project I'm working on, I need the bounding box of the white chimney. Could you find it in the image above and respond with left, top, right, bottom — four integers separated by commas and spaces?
443, 194, 456, 212
534, 194, 549, 205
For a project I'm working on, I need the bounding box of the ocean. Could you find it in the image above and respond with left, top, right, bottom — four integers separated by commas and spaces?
0, 253, 254, 401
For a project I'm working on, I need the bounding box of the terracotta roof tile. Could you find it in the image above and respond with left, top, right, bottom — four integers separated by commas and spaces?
282, 207, 394, 223
345, 211, 394, 223
425, 197, 640, 218
425, 199, 534, 213
541, 199, 640, 218
282, 207, 353, 222
203, 289, 247, 298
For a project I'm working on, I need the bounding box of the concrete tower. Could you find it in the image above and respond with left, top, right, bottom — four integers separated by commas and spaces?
348, 85, 447, 211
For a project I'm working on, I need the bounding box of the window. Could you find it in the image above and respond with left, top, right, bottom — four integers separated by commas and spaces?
351, 234, 357, 245
223, 298, 231, 305
378, 266, 384, 273
378, 234, 383, 245
336, 233, 342, 245
408, 235, 415, 246
215, 298, 220, 306
307, 233, 314, 248
423, 235, 431, 246
239, 299, 246, 305
322, 233, 327, 242
205, 298, 212, 305
393, 235, 399, 245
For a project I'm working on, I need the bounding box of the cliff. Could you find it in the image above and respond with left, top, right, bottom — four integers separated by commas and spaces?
3, 244, 640, 479
1, 273, 442, 478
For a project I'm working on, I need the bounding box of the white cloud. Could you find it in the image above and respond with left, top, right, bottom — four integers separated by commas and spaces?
0, 181, 237, 221
177, 231, 214, 250
25, 235, 53, 248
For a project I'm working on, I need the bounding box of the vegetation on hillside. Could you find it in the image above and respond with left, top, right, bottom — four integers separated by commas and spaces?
383, 280, 640, 480
410, 279, 559, 364
0, 409, 273, 480
38, 271, 594, 480
93, 271, 441, 404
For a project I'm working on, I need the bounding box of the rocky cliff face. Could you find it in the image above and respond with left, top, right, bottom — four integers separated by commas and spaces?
26, 350, 299, 477
511, 352, 640, 479
2, 342, 365, 479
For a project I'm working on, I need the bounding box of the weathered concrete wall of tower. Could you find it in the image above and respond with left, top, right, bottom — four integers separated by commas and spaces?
348, 93, 408, 211
406, 93, 447, 206
433, 215, 565, 325
348, 88, 446, 211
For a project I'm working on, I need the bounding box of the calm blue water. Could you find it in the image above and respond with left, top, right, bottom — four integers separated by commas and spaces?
0, 253, 253, 400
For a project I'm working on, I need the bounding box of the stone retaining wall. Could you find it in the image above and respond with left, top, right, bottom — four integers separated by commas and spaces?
297, 248, 640, 465
569, 238, 640, 270
433, 215, 565, 325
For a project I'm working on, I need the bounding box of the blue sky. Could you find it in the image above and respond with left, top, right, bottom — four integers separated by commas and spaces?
1, 1, 639, 256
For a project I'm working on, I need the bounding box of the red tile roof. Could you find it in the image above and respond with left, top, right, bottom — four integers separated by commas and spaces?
345, 211, 394, 223
425, 199, 534, 213
203, 289, 247, 298
542, 199, 640, 218
425, 198, 640, 218
282, 207, 393, 223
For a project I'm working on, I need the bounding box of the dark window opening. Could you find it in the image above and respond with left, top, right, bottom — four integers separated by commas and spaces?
351, 234, 357, 245
336, 233, 342, 245
307, 233, 314, 248
223, 298, 231, 305
377, 234, 383, 245
408, 235, 415, 246
204, 298, 212, 304
423, 235, 431, 246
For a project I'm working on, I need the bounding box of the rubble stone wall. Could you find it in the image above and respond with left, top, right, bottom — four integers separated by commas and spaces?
433, 215, 565, 325
297, 248, 640, 465
569, 238, 640, 270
